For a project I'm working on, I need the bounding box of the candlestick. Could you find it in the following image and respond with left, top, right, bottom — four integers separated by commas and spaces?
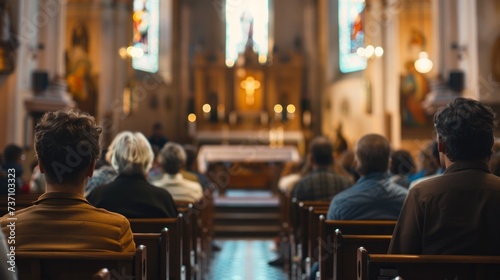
187, 113, 197, 137
260, 111, 269, 126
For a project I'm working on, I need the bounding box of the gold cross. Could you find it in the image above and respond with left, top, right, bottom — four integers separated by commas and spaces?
240, 76, 261, 105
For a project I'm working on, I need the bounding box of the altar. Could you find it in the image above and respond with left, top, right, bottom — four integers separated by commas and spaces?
197, 145, 301, 193
195, 130, 305, 155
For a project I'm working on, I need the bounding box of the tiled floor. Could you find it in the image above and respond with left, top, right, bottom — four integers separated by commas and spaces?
207, 239, 288, 280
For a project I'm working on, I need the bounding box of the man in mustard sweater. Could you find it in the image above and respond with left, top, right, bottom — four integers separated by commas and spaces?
1, 110, 135, 252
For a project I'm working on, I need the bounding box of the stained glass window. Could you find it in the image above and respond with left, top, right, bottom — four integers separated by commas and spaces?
225, 0, 269, 66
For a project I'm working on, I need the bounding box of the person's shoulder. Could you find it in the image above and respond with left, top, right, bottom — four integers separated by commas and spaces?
86, 181, 114, 197
88, 205, 130, 226
149, 183, 174, 198
385, 178, 409, 192
150, 174, 167, 186
331, 184, 358, 202
184, 178, 203, 189
332, 173, 353, 184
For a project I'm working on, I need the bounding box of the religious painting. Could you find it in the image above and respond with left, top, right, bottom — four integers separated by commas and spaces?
225, 0, 269, 66
66, 22, 97, 116
400, 61, 430, 126
338, 0, 367, 73
0, 2, 17, 74
132, 0, 159, 73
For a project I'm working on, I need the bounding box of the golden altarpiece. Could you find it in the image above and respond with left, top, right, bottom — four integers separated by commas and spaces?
192, 39, 306, 192
193, 45, 305, 145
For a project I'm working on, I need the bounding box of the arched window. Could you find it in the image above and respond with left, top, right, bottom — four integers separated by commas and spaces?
225, 0, 269, 66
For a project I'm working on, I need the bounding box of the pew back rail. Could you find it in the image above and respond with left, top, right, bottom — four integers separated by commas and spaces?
357, 247, 500, 280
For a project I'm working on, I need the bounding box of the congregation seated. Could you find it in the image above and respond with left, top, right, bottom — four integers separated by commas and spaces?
291, 136, 352, 201
408, 140, 444, 188
389, 149, 416, 188
311, 133, 408, 278
327, 134, 408, 220
1, 144, 24, 194
85, 141, 119, 196
390, 98, 500, 255
147, 122, 169, 151
408, 140, 443, 185
277, 159, 309, 195
87, 131, 178, 218
184, 144, 214, 190
0, 110, 135, 252
152, 142, 203, 203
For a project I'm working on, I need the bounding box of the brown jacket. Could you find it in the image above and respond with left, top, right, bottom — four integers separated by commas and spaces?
389, 161, 500, 255
0, 192, 135, 252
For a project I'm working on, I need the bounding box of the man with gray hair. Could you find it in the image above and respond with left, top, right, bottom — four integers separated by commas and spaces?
87, 131, 177, 218
152, 142, 203, 203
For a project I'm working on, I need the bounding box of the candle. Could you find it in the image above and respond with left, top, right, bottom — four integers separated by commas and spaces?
277, 125, 284, 147
187, 113, 197, 136
202, 104, 211, 121
286, 104, 296, 120
229, 111, 237, 125
303, 111, 311, 127
269, 128, 276, 148
217, 104, 225, 122
260, 111, 269, 126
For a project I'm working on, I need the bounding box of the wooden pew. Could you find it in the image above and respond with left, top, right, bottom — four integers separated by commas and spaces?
298, 202, 330, 265
279, 189, 291, 233
324, 231, 391, 280
133, 228, 169, 280
16, 245, 147, 280
289, 199, 330, 279
176, 188, 215, 279
318, 216, 396, 280
357, 247, 500, 280
129, 216, 184, 280
0, 193, 40, 216
307, 207, 328, 277
175, 202, 198, 280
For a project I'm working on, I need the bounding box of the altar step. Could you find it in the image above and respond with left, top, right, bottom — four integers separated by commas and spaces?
213, 191, 281, 238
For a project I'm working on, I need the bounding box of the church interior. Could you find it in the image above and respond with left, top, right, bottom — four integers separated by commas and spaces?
0, 0, 500, 279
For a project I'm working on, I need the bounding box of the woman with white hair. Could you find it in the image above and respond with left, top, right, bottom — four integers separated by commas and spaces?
86, 131, 177, 218
84, 136, 119, 196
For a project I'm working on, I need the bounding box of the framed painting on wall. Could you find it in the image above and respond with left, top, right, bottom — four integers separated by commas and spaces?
338, 0, 367, 73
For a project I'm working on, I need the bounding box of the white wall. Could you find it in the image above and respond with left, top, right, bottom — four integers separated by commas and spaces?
322, 0, 388, 148
324, 75, 385, 147
476, 0, 500, 103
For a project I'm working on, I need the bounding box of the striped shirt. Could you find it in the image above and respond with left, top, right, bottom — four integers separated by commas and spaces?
291, 167, 352, 201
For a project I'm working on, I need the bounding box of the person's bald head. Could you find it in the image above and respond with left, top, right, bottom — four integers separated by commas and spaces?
355, 134, 391, 176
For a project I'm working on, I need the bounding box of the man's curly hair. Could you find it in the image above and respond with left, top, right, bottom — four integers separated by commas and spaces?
34, 110, 102, 184
434, 98, 496, 162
